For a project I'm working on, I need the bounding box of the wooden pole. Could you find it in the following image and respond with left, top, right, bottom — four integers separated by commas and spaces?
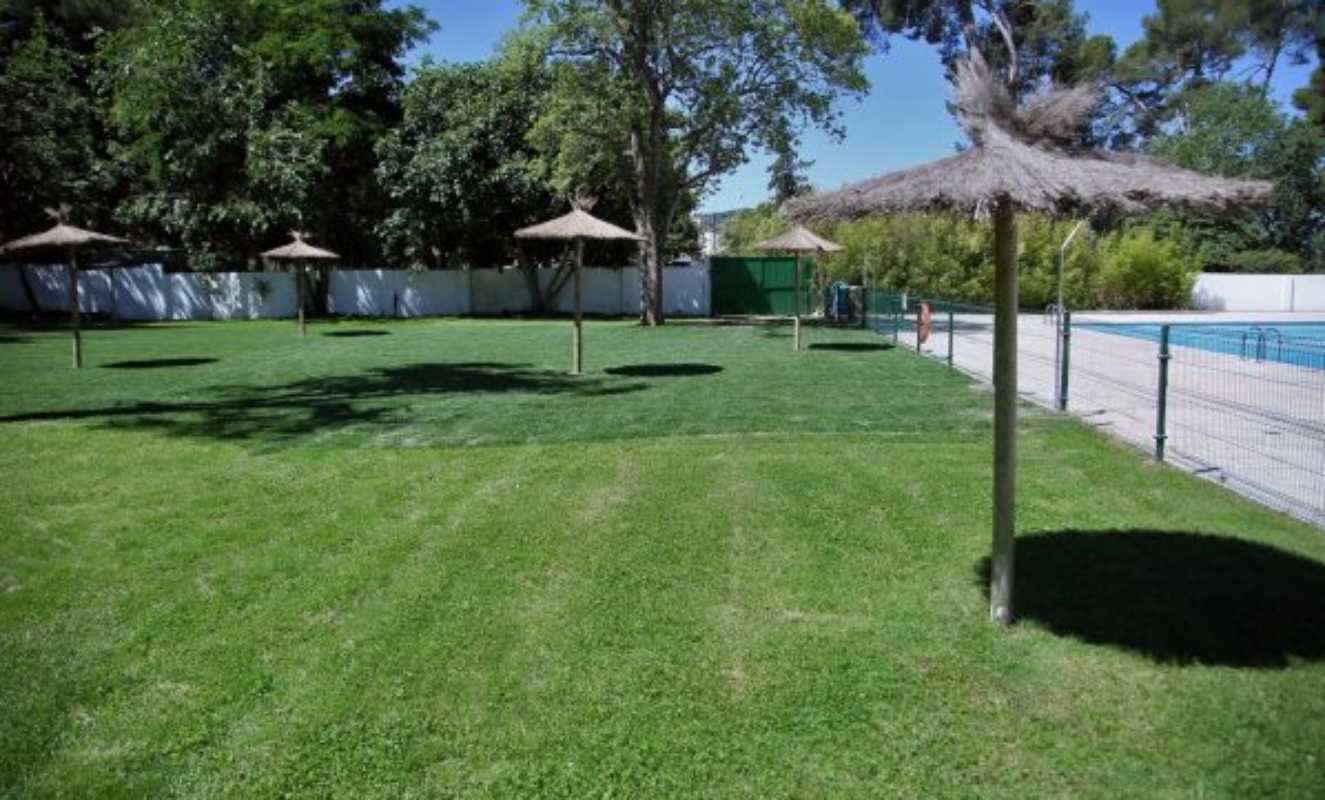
572, 239, 584, 375
990, 199, 1018, 624
68, 247, 82, 368
793, 252, 802, 352
297, 264, 306, 337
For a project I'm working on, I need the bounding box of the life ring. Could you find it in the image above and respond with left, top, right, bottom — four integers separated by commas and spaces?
918, 301, 933, 344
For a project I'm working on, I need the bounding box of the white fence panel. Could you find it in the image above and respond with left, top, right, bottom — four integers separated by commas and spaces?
329, 270, 408, 317
473, 269, 533, 315
620, 267, 642, 316
203, 272, 297, 320
113, 264, 170, 319
1289, 276, 1325, 312
169, 273, 212, 320
537, 267, 626, 315
1191, 273, 1325, 312
399, 270, 468, 316
664, 266, 708, 316
0, 262, 711, 319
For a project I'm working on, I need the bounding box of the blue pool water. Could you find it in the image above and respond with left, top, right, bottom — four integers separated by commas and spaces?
1081, 322, 1325, 370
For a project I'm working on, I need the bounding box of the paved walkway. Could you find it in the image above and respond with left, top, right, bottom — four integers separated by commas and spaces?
885, 310, 1325, 527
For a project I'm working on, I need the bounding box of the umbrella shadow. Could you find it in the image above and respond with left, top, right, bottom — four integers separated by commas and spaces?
605, 363, 723, 377
1, 362, 647, 445
102, 358, 219, 370
975, 529, 1325, 668
808, 342, 894, 353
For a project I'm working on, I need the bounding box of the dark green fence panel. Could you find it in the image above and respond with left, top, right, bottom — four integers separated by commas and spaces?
710, 256, 814, 316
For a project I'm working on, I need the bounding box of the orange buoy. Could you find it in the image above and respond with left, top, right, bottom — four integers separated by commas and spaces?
918, 301, 933, 344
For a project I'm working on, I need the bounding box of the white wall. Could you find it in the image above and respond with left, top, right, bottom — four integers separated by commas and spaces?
2, 263, 711, 320
1192, 273, 1325, 312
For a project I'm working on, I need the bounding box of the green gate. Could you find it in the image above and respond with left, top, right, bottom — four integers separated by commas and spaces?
710, 256, 815, 316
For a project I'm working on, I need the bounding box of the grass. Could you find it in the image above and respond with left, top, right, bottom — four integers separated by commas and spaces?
2, 316, 1324, 798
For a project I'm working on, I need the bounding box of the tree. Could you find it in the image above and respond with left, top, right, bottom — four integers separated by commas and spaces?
843, 0, 1115, 100
1292, 28, 1325, 132
767, 134, 815, 204
97, 0, 432, 266
1146, 82, 1324, 271
1107, 0, 1316, 147
376, 56, 557, 269
99, 4, 320, 267
0, 13, 104, 239
0, 0, 134, 48
525, 0, 869, 325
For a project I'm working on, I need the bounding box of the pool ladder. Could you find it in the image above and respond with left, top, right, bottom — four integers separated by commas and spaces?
1241, 326, 1283, 363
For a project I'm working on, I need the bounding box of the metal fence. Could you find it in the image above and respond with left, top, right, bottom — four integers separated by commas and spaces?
864, 289, 1325, 527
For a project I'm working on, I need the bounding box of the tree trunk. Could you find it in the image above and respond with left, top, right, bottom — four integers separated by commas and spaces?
633, 198, 665, 327
990, 199, 1018, 624
68, 249, 82, 368
630, 116, 668, 327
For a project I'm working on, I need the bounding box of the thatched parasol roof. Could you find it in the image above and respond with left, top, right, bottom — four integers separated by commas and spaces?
784, 53, 1272, 221
752, 225, 843, 253
1, 223, 128, 254
262, 231, 339, 261
515, 208, 645, 242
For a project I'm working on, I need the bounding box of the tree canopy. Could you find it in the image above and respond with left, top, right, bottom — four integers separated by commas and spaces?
525, 0, 870, 323
0, 0, 1319, 282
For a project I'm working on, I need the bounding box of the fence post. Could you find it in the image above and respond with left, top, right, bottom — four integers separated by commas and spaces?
916, 306, 923, 353
1058, 311, 1071, 411
947, 308, 954, 368
1155, 324, 1171, 461
892, 298, 900, 343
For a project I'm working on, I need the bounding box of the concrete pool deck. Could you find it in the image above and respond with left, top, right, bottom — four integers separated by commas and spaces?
883, 310, 1325, 527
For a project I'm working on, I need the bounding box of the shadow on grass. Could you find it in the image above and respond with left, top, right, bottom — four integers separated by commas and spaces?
605, 363, 723, 377
808, 342, 894, 352
1, 362, 647, 444
0, 334, 32, 344
322, 330, 390, 338
102, 358, 219, 370
976, 529, 1325, 668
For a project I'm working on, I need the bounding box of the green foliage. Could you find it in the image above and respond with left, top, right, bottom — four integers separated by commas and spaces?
1145, 83, 1324, 272
1146, 83, 1284, 179
1098, 227, 1197, 310
721, 206, 1205, 309
376, 57, 556, 268
98, 5, 304, 267
96, 0, 432, 267
1106, 0, 1316, 146
0, 12, 106, 237
842, 0, 1114, 102
526, 0, 869, 320
1222, 248, 1304, 274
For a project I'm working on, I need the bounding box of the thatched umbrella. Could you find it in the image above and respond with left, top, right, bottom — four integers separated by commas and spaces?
785, 52, 1271, 625
752, 225, 843, 352
262, 231, 339, 337
0, 207, 129, 368
515, 207, 645, 375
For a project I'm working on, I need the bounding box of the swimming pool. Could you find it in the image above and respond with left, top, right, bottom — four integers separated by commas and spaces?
1081, 322, 1325, 370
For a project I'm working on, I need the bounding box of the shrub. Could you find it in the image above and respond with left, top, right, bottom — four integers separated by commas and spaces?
1098, 229, 1197, 309
1223, 248, 1303, 274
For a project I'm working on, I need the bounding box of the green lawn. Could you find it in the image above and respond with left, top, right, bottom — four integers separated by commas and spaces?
2, 317, 1323, 798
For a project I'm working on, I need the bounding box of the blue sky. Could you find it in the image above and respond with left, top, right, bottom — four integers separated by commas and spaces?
393, 1, 1318, 213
